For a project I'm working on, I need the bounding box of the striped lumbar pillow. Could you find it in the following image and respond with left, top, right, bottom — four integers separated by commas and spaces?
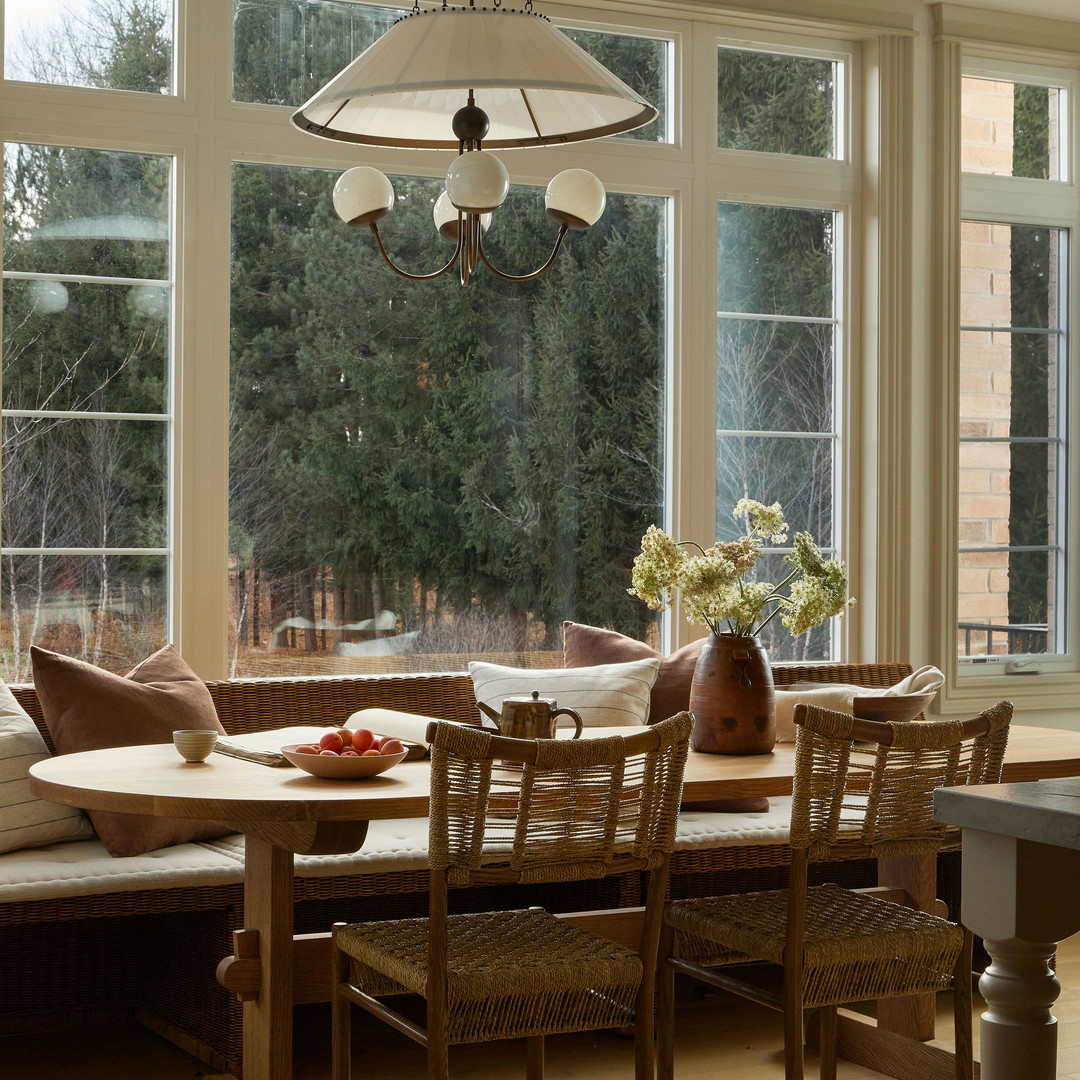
468, 658, 661, 728
0, 683, 93, 855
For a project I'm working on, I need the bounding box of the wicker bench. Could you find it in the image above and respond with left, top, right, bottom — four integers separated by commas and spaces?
0, 659, 916, 1074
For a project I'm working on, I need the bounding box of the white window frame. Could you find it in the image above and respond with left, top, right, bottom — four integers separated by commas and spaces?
0, 0, 925, 680
932, 5, 1080, 712
675, 25, 859, 661
957, 57, 1077, 678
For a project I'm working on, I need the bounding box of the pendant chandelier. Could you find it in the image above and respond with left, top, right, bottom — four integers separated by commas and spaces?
291, 0, 657, 285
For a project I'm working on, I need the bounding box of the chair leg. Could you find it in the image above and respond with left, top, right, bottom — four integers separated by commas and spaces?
526, 1035, 545, 1080
426, 1038, 450, 1080
817, 1006, 837, 1080
782, 977, 806, 1080
330, 925, 352, 1080
953, 931, 975, 1080
635, 958, 657, 1078
656, 923, 676, 1080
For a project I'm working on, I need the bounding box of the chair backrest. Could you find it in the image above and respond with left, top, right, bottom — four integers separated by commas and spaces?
790, 700, 1013, 861
426, 712, 691, 887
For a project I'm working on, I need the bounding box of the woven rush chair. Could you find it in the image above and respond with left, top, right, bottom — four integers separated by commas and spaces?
331, 711, 692, 1080
658, 699, 1013, 1080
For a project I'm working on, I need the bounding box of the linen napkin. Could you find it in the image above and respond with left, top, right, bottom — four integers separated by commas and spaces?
773, 666, 945, 742
215, 724, 345, 766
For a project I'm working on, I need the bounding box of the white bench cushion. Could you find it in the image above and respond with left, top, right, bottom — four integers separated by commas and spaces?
205, 801, 797, 874
0, 835, 245, 903
674, 797, 793, 850
203, 817, 431, 876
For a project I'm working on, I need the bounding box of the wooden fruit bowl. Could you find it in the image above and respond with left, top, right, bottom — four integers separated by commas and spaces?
851, 692, 936, 724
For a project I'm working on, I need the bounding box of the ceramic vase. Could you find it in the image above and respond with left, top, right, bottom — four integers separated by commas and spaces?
688, 633, 776, 755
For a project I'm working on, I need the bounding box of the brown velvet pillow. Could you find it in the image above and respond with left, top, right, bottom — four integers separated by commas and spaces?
561, 622, 768, 813
561, 621, 705, 723
31, 644, 233, 857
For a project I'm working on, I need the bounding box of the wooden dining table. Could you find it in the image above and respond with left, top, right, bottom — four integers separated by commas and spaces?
28, 723, 1080, 1080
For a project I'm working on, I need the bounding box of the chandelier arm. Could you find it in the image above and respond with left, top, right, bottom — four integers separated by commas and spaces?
476, 224, 570, 283
368, 222, 461, 282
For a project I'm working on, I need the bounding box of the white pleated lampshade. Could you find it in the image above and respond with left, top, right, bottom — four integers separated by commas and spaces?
291, 5, 657, 150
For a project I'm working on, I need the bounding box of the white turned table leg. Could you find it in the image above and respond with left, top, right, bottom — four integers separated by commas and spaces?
979, 937, 1060, 1080
958, 828, 1080, 1080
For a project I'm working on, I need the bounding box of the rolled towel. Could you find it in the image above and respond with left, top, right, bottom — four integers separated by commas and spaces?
775, 666, 945, 741
887, 665, 945, 696
345, 707, 444, 758
774, 686, 858, 742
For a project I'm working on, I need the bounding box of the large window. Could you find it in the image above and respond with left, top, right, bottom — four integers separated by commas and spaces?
4, 0, 175, 92
712, 42, 847, 662
717, 44, 839, 158
1, 144, 172, 680
228, 163, 666, 674
957, 66, 1074, 673
0, 0, 901, 684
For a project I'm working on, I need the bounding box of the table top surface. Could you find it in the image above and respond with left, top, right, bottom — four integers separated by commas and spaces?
935, 775, 1080, 849
29, 723, 1080, 825
28, 727, 804, 822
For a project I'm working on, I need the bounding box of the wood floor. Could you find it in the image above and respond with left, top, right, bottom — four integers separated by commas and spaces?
8, 932, 1080, 1079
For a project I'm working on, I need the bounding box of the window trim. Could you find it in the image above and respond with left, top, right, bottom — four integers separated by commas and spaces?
0, 0, 931, 680
931, 11, 1080, 711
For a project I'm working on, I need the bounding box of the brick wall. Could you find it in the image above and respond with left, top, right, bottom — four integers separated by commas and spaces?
958, 79, 1015, 654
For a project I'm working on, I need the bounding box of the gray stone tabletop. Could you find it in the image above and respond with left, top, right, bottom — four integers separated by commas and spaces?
934, 776, 1080, 850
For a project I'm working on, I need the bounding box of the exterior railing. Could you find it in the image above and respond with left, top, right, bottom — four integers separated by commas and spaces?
958, 622, 1049, 657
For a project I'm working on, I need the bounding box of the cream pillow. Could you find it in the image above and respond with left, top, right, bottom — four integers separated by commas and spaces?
468, 658, 661, 728
0, 682, 94, 854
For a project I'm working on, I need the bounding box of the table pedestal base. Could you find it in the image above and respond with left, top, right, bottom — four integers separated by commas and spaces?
217, 822, 371, 1080
242, 839, 295, 1080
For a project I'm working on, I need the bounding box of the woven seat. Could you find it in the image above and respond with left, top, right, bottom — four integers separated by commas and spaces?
331, 712, 691, 1080
658, 699, 1013, 1080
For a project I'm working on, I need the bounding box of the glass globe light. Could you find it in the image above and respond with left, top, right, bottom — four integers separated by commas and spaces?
445, 150, 509, 214
433, 192, 492, 244
333, 167, 394, 226
545, 169, 606, 229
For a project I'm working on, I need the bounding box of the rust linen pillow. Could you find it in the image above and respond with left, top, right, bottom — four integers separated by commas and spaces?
561, 621, 706, 723
31, 644, 232, 857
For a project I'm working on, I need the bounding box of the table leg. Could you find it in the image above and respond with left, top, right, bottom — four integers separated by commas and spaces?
958, 828, 1080, 1080
216, 821, 371, 1080
242, 835, 296, 1080
875, 851, 938, 1040
979, 937, 1060, 1079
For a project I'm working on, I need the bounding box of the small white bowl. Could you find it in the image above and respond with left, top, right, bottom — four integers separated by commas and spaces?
281, 744, 408, 779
